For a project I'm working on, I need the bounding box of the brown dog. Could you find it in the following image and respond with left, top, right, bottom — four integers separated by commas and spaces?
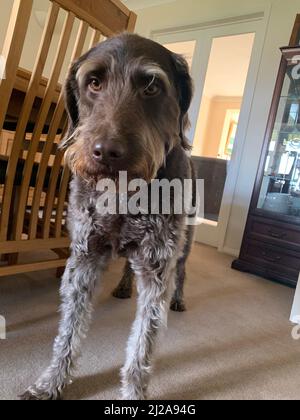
22, 33, 195, 400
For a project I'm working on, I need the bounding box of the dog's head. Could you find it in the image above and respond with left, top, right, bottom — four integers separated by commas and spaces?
62, 33, 193, 183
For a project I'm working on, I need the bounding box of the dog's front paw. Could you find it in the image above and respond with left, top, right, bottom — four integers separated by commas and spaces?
121, 368, 147, 400
170, 298, 186, 312
20, 386, 62, 401
121, 386, 146, 401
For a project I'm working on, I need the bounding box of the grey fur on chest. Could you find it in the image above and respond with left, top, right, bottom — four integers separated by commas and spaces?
67, 179, 183, 259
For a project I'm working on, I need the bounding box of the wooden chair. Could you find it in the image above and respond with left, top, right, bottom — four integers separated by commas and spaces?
0, 0, 137, 276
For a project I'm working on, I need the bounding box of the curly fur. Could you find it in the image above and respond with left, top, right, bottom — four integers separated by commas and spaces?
21, 33, 195, 401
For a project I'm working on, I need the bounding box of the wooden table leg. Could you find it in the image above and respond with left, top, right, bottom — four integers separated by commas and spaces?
52, 247, 69, 278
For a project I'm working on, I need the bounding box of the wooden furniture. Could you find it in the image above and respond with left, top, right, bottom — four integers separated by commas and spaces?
0, 131, 61, 210
0, 0, 136, 277
290, 14, 300, 47
232, 18, 300, 287
4, 68, 62, 133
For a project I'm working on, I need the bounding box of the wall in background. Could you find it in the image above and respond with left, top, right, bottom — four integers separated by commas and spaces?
123, 0, 176, 10
197, 96, 242, 158
192, 95, 211, 157
132, 0, 271, 37
0, 0, 13, 52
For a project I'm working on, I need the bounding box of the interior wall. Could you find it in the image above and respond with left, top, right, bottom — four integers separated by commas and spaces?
195, 96, 242, 158
133, 0, 273, 37
193, 95, 211, 156
0, 0, 14, 52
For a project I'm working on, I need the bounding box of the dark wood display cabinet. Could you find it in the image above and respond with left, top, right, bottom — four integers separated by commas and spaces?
232, 16, 300, 287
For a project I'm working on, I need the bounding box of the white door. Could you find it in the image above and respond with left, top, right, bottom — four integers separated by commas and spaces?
153, 16, 267, 250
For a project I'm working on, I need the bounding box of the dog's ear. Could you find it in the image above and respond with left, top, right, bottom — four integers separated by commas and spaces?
62, 61, 81, 148
172, 53, 193, 150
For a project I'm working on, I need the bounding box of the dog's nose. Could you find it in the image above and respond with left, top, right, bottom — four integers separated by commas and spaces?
93, 143, 104, 161
93, 141, 125, 164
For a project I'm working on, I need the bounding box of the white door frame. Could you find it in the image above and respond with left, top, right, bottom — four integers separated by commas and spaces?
151, 6, 271, 251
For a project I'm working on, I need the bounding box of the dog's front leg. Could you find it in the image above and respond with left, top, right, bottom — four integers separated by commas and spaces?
121, 256, 177, 400
21, 252, 107, 400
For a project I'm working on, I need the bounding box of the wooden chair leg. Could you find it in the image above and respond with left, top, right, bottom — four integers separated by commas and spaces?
56, 266, 65, 278
0, 254, 8, 263
52, 248, 69, 278
5, 185, 20, 266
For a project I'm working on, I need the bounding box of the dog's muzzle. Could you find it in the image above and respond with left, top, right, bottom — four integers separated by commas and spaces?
93, 140, 127, 168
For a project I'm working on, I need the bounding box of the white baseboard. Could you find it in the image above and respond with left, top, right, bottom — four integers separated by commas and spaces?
219, 246, 240, 258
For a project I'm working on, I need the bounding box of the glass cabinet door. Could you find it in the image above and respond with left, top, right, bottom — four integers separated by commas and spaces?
258, 50, 300, 217
297, 29, 300, 46
293, 20, 300, 46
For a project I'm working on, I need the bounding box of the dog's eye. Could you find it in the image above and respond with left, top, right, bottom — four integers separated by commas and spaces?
88, 77, 102, 92
143, 77, 161, 97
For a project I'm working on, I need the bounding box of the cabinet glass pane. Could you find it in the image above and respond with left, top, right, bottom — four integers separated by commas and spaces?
258, 54, 300, 216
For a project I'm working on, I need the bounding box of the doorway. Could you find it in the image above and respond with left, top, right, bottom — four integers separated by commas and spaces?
193, 33, 255, 224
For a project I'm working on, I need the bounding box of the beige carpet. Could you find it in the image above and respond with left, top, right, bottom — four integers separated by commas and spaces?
0, 243, 299, 400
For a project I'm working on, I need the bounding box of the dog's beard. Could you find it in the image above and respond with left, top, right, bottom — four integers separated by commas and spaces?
63, 132, 168, 186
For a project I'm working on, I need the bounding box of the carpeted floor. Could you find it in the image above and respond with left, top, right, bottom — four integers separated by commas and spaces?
0, 243, 299, 400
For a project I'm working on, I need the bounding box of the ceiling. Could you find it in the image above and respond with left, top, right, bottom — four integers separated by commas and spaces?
123, 0, 176, 10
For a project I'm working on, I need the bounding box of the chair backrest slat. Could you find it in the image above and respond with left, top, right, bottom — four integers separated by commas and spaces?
52, 0, 136, 36
13, 11, 75, 241
0, 0, 33, 133
0, 1, 59, 241
54, 166, 70, 238
127, 9, 138, 32
28, 21, 90, 240
89, 29, 103, 49
42, 149, 65, 239
27, 99, 65, 239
